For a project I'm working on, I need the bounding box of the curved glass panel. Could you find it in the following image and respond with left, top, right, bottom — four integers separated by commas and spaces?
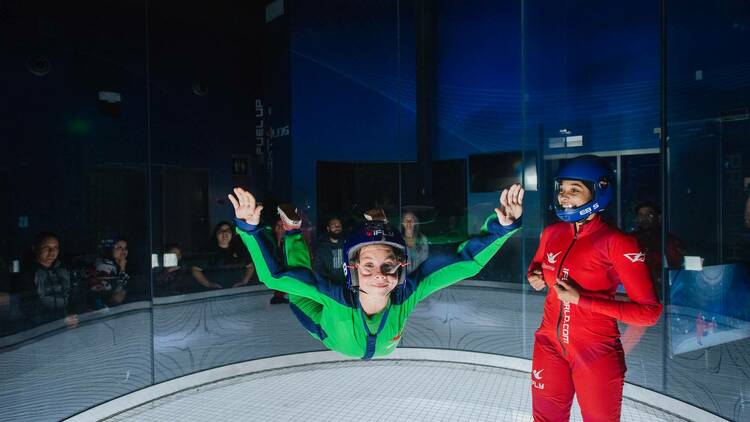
0, 2, 152, 420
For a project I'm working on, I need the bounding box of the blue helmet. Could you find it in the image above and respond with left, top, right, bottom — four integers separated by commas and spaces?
343, 219, 408, 290
554, 156, 614, 223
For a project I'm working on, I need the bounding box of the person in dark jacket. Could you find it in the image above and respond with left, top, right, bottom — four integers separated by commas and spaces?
630, 201, 685, 293
18, 232, 81, 328
313, 217, 346, 284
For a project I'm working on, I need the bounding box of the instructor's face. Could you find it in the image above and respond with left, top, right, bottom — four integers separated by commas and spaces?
356, 245, 399, 296
557, 180, 592, 209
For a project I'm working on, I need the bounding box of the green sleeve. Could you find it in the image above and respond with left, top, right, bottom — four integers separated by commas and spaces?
412, 216, 521, 301
236, 227, 326, 303
283, 231, 312, 269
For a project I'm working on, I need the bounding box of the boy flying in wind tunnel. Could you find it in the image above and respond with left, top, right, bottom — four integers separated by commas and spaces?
228, 184, 523, 360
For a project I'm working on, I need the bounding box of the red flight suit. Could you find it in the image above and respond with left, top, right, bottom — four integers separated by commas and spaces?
528, 215, 662, 421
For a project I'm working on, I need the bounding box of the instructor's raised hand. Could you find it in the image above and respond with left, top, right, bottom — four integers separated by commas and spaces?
228, 187, 263, 225
495, 184, 524, 226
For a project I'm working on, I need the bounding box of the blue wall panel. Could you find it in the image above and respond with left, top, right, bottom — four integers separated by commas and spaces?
289, 0, 416, 219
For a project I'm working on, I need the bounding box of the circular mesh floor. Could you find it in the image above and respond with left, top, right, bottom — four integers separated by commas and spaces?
107, 360, 688, 422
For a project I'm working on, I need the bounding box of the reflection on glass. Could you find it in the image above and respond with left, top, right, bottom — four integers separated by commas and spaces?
668, 264, 750, 356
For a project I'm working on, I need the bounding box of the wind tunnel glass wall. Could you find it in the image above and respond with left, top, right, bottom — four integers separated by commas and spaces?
430, 0, 667, 399
292, 0, 416, 226
146, 0, 324, 385
665, 1, 750, 420
0, 1, 413, 421
525, 0, 668, 403
0, 2, 153, 421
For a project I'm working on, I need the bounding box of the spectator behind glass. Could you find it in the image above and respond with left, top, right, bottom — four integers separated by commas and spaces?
401, 211, 429, 274
191, 221, 255, 290
313, 217, 346, 284
90, 237, 129, 309
630, 201, 686, 292
19, 232, 80, 328
621, 201, 687, 355
155, 244, 191, 296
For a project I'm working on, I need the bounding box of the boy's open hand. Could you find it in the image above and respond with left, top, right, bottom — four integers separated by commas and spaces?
228, 187, 263, 225
495, 184, 524, 226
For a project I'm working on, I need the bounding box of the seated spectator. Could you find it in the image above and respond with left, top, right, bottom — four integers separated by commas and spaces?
630, 201, 685, 291
401, 211, 429, 274
313, 216, 345, 284
155, 243, 191, 296
89, 237, 130, 309
18, 232, 81, 327
191, 221, 255, 290
622, 202, 685, 355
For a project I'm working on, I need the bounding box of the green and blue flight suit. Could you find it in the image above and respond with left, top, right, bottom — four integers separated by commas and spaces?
235, 216, 520, 360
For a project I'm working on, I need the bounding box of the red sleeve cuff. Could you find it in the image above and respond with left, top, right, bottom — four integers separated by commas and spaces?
577, 296, 593, 310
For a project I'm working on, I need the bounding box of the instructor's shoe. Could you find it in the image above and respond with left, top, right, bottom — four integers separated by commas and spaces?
277, 203, 302, 230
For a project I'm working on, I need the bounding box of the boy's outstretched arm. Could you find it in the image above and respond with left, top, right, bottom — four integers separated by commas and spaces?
229, 188, 324, 302
406, 184, 524, 301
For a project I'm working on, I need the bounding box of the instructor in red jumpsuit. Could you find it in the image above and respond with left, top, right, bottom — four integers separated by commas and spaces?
527, 156, 662, 421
